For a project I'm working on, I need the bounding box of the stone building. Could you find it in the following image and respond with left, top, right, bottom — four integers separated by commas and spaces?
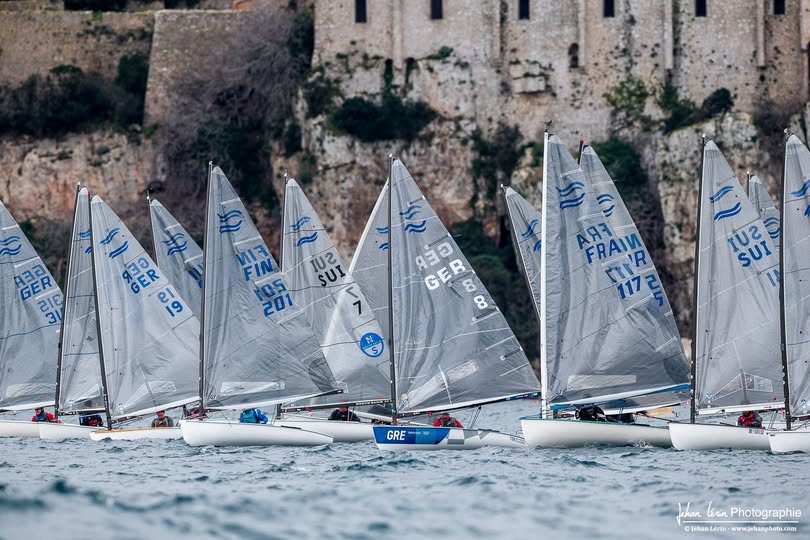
315, 0, 810, 141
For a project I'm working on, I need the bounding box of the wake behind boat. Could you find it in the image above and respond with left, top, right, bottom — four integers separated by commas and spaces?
514, 136, 689, 448
367, 158, 540, 451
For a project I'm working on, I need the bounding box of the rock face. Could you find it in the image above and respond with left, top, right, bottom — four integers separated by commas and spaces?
0, 131, 156, 224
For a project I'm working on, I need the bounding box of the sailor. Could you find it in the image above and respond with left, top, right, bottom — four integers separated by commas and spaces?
433, 412, 463, 428
79, 412, 104, 427
239, 408, 269, 424
737, 410, 763, 428
328, 406, 359, 422
151, 410, 175, 428
31, 407, 57, 423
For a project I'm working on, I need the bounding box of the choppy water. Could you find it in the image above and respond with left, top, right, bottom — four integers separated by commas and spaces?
1, 400, 808, 540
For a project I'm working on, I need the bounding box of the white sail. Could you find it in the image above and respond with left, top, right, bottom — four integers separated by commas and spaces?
0, 201, 61, 410
57, 187, 104, 414
539, 135, 689, 408
349, 181, 391, 343
281, 178, 391, 407
693, 141, 782, 411
748, 175, 781, 251
90, 194, 200, 419
782, 135, 810, 415
149, 198, 203, 319
389, 160, 540, 414
201, 167, 337, 410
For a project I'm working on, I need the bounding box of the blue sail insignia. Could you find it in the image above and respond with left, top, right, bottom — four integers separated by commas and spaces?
404, 220, 428, 234
109, 241, 129, 259
378, 242, 390, 250
559, 192, 586, 210
296, 232, 319, 247
521, 219, 539, 238
399, 204, 422, 220
791, 178, 810, 198
290, 216, 311, 231
100, 228, 120, 245
78, 229, 91, 239
218, 210, 244, 233
556, 181, 585, 197
375, 226, 389, 234
532, 239, 542, 252
709, 185, 735, 203
713, 202, 743, 221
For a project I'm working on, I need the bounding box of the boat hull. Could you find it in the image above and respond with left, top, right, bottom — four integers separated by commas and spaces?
373, 426, 525, 451
520, 417, 672, 448
768, 430, 810, 453
90, 427, 182, 441
668, 422, 769, 450
38, 423, 96, 440
0, 420, 41, 438
276, 419, 373, 442
180, 419, 333, 447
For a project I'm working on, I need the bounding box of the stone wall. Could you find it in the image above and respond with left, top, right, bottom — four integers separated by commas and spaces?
0, 11, 153, 86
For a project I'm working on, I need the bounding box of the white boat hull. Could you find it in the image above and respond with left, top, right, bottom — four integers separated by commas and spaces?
276, 419, 373, 442
520, 418, 672, 448
90, 427, 182, 441
0, 420, 41, 438
180, 419, 333, 447
373, 426, 525, 451
768, 430, 810, 453
38, 423, 97, 440
668, 422, 769, 450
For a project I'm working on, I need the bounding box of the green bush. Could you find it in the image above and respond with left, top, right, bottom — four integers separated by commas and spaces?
288, 9, 314, 72
115, 53, 148, 96
283, 121, 302, 157
657, 84, 732, 133
470, 125, 523, 199
700, 88, 734, 117
304, 75, 339, 118
590, 137, 646, 197
603, 75, 652, 131
330, 94, 436, 142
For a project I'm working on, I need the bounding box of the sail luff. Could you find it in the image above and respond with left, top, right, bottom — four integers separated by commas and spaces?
748, 174, 781, 251
690, 138, 707, 423
386, 156, 397, 424
199, 162, 213, 414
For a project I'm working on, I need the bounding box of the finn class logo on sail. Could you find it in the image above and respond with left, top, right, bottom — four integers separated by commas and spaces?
101, 227, 129, 259
291, 216, 317, 248
79, 229, 93, 254
218, 210, 243, 234
521, 219, 541, 252
0, 235, 22, 257
557, 181, 586, 210
791, 178, 810, 216
163, 232, 188, 256
710, 185, 742, 221
401, 203, 427, 234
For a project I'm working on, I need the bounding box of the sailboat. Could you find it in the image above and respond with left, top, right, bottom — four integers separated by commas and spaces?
0, 200, 62, 438
668, 140, 783, 450
371, 158, 540, 451
148, 197, 203, 318
179, 165, 338, 447
768, 134, 810, 453
275, 176, 392, 442
516, 136, 690, 448
748, 174, 781, 252
38, 186, 106, 440
75, 192, 201, 441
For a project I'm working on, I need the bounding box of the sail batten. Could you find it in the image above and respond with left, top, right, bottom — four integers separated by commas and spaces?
0, 200, 61, 411
201, 167, 338, 409
90, 195, 200, 419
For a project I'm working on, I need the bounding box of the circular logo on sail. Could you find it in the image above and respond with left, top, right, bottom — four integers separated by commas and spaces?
359, 332, 384, 358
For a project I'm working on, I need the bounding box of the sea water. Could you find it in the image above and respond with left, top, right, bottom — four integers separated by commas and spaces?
1, 400, 807, 540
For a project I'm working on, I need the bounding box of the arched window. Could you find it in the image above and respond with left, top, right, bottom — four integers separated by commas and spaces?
355, 0, 367, 23
568, 43, 579, 69
695, 0, 707, 17
603, 0, 615, 18
774, 0, 785, 15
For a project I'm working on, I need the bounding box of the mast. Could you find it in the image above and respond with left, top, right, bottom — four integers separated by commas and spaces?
539, 131, 550, 418
53, 183, 81, 420
689, 135, 707, 424
779, 130, 792, 431
87, 191, 114, 430
146, 190, 158, 263
198, 162, 213, 418
280, 169, 288, 271
387, 154, 397, 426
